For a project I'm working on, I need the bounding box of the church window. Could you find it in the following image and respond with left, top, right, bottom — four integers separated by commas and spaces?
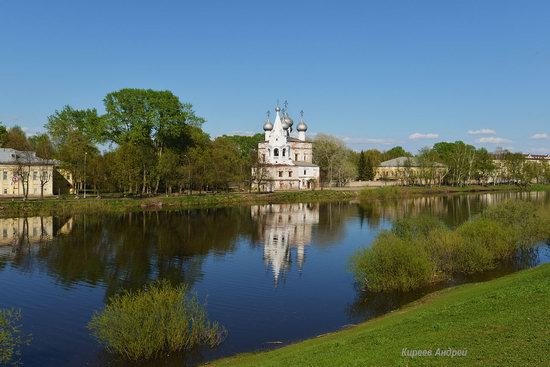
295, 154, 298, 161
274, 148, 279, 157
288, 171, 292, 177
304, 170, 307, 175
279, 171, 283, 177
262, 154, 266, 162
282, 148, 286, 157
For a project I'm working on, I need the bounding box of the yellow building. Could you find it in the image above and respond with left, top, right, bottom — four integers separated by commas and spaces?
0, 148, 72, 197
376, 156, 448, 185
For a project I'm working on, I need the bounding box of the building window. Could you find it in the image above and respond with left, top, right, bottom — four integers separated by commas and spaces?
282, 148, 286, 157
3, 189, 7, 194
304, 170, 307, 175
2, 171, 7, 180
33, 171, 37, 181
295, 154, 298, 161
288, 171, 292, 177
304, 154, 307, 161
279, 171, 283, 177
2, 229, 7, 238
274, 148, 279, 157
262, 154, 266, 162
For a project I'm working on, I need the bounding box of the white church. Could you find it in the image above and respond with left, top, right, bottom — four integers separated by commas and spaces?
253, 102, 320, 192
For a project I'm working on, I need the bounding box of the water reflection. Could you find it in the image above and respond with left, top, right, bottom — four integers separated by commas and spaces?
358, 191, 550, 228
252, 203, 319, 286
0, 192, 549, 367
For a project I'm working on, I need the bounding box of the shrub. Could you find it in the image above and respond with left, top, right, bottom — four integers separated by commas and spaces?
0, 308, 31, 366
352, 232, 434, 292
88, 281, 226, 361
423, 228, 463, 276
392, 215, 447, 240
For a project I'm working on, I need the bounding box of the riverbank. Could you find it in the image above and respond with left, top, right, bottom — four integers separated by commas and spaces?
213, 263, 550, 366
1, 184, 549, 218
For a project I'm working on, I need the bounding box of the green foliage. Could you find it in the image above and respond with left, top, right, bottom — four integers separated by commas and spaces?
383, 146, 411, 160
0, 308, 31, 365
0, 122, 7, 146
352, 232, 434, 292
88, 280, 226, 361
392, 215, 446, 240
2, 126, 30, 150
353, 200, 550, 292
313, 134, 357, 186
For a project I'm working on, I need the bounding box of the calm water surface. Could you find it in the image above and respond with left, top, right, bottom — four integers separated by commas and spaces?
1, 192, 549, 366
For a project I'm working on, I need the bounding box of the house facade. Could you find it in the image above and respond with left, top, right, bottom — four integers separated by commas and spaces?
0, 148, 72, 197
253, 103, 319, 192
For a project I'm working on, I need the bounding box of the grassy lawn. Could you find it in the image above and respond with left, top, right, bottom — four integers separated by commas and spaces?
213, 263, 550, 367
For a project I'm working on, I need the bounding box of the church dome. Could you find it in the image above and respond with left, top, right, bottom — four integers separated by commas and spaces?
283, 115, 294, 127
263, 119, 273, 131
282, 120, 290, 130
297, 120, 308, 132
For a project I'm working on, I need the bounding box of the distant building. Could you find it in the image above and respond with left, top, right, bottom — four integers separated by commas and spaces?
253, 103, 320, 192
376, 156, 447, 185
0, 148, 73, 197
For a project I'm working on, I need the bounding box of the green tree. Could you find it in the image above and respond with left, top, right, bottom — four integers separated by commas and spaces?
103, 89, 205, 193
383, 146, 411, 161
3, 126, 30, 150
29, 133, 56, 159
357, 151, 367, 180
365, 155, 375, 181
0, 122, 7, 146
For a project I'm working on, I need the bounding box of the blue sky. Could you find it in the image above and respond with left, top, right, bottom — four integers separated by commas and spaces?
1, 0, 549, 153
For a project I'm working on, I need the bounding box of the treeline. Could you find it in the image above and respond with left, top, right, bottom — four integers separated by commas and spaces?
2, 90, 548, 194
356, 141, 550, 186
1, 89, 266, 195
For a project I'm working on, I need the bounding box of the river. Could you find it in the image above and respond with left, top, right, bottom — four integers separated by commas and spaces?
1, 191, 549, 366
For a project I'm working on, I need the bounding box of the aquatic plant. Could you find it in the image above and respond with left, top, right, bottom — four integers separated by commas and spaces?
352, 200, 550, 292
88, 281, 226, 361
0, 308, 31, 366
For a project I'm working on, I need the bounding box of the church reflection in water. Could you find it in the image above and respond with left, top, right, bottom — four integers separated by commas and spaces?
251, 203, 319, 286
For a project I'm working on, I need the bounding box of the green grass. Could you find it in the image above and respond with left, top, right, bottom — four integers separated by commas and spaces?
213, 263, 550, 367
88, 281, 225, 361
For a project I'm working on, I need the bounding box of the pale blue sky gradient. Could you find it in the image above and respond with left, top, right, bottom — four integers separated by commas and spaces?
1, 0, 549, 153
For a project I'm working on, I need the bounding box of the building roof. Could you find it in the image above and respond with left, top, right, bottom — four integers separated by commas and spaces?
0, 148, 56, 165
379, 156, 446, 168
524, 154, 550, 160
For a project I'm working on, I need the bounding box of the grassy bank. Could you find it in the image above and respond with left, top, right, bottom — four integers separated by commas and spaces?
213, 263, 550, 367
0, 190, 357, 218
0, 184, 549, 218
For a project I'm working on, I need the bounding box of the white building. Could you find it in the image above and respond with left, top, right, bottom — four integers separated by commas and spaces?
253, 103, 320, 191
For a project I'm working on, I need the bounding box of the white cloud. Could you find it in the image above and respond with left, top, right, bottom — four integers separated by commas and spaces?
530, 133, 549, 140
478, 137, 511, 144
409, 133, 439, 140
468, 129, 496, 135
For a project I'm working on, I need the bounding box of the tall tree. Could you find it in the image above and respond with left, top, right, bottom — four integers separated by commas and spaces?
365, 155, 375, 181
103, 89, 205, 193
3, 126, 30, 150
357, 151, 367, 180
0, 122, 7, 146
29, 133, 56, 159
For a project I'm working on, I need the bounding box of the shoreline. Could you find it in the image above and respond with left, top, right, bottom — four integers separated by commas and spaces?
212, 263, 550, 366
0, 184, 548, 218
